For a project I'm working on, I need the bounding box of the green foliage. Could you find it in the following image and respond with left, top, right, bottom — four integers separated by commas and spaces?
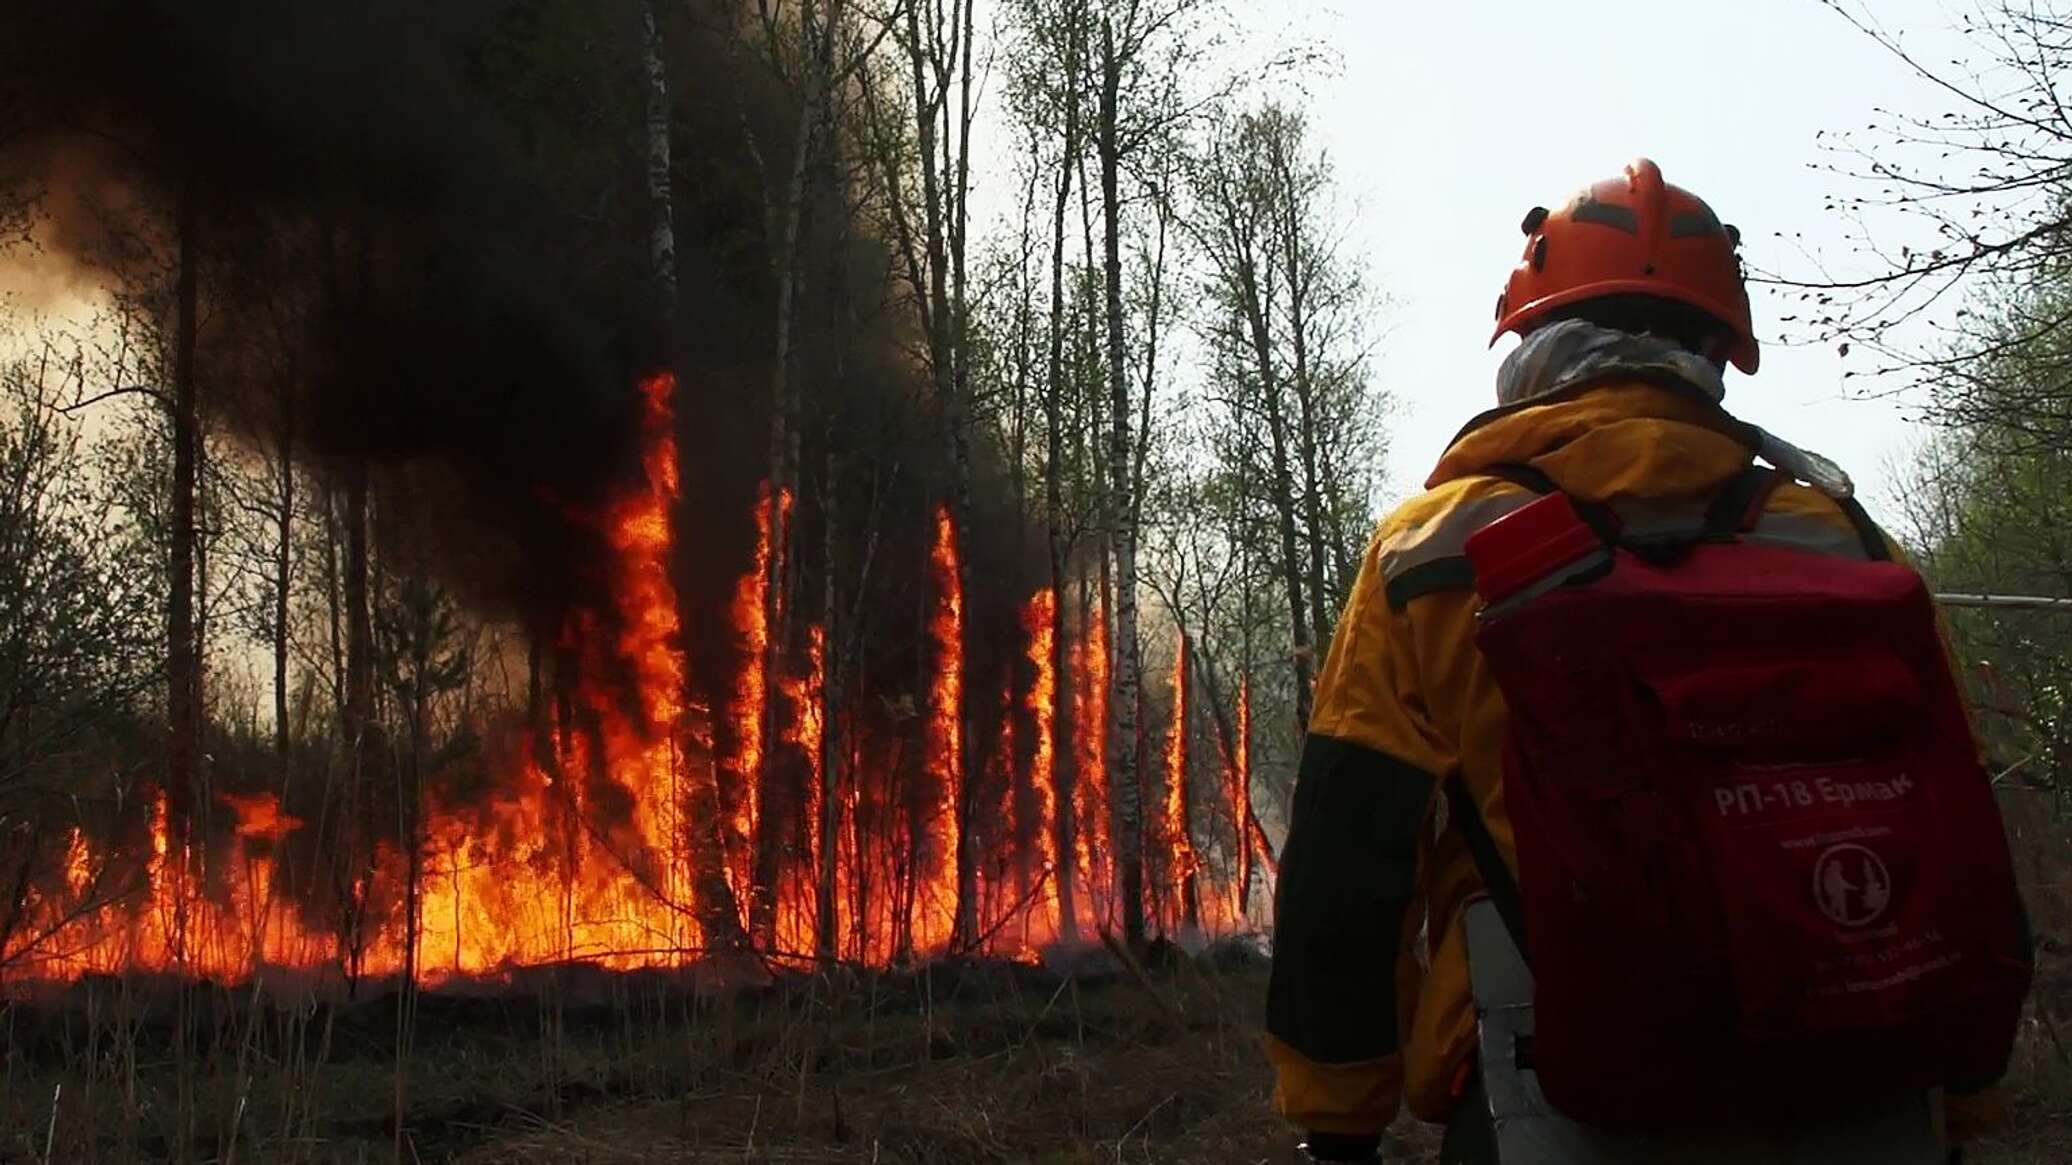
1905, 264, 2072, 790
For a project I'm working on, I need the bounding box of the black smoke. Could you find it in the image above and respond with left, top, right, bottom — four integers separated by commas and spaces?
0, 0, 1044, 728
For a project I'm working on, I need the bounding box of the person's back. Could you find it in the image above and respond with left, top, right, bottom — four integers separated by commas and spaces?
1265, 159, 2030, 1164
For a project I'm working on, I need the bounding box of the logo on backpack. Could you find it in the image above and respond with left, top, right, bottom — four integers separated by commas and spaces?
1813, 842, 1892, 928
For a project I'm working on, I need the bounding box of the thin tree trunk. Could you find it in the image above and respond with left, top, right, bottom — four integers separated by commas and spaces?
323, 485, 345, 725
902, 0, 976, 952
1129, 181, 1168, 533
1230, 237, 1313, 733
946, 0, 980, 953
342, 455, 373, 987
1098, 15, 1145, 951
1189, 636, 1243, 909
1011, 148, 1039, 520
813, 67, 851, 965
1043, 1, 1083, 945
815, 437, 842, 961
394, 654, 425, 1165
166, 177, 202, 1165
643, 0, 678, 307
168, 183, 200, 835
751, 0, 832, 945
1176, 632, 1198, 933
274, 402, 294, 767
342, 459, 372, 747
1236, 484, 1260, 911
1271, 130, 1333, 650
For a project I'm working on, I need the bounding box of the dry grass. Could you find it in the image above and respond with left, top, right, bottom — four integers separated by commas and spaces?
447, 955, 1319, 1165
3, 943, 2068, 1162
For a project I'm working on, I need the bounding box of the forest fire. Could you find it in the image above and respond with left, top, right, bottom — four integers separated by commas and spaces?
3, 376, 1253, 990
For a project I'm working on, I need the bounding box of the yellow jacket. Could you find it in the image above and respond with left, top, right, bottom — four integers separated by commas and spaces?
1264, 380, 2004, 1142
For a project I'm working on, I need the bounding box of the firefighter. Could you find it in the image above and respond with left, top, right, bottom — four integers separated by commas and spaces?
1264, 159, 2010, 1163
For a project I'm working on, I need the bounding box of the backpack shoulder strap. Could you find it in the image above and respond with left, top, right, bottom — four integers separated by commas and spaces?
1484, 464, 1623, 544
1445, 776, 1531, 972
1702, 465, 1783, 537
1482, 463, 1559, 496
1382, 467, 1561, 611
1834, 495, 1893, 562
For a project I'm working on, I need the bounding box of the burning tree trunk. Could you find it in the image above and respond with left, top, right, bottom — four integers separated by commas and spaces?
1021, 589, 1060, 938
1074, 590, 1112, 931
867, 0, 983, 952
1163, 631, 1197, 934
165, 176, 204, 1165
945, 0, 980, 956
341, 456, 374, 984
751, 0, 846, 948
1190, 636, 1250, 922
814, 440, 842, 961
644, 5, 745, 954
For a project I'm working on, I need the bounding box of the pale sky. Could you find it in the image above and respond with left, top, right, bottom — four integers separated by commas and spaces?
1253, 0, 1972, 521
963, 0, 1977, 526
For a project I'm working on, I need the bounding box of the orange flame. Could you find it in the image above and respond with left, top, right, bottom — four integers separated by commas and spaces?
1074, 601, 1111, 931
1162, 636, 1192, 932
921, 505, 963, 948
1021, 589, 1059, 933
776, 623, 826, 953
2, 373, 1267, 984
728, 482, 777, 890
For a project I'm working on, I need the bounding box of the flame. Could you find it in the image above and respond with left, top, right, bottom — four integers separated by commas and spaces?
1074, 601, 1111, 931
728, 482, 776, 891
920, 505, 963, 949
1020, 589, 1059, 933
2, 374, 1267, 986
220, 791, 303, 842
61, 829, 90, 899
776, 623, 826, 954
1162, 636, 1192, 933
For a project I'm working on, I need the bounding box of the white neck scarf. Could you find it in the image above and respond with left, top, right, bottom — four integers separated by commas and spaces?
1492, 319, 1854, 499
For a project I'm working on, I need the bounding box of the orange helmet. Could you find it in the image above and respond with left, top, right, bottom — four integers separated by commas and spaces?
1491, 158, 1758, 374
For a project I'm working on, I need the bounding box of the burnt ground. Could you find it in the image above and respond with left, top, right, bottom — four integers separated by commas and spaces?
0, 942, 2066, 1163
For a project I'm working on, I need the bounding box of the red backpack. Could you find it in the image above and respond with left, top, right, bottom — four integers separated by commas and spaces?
1453, 464, 2032, 1131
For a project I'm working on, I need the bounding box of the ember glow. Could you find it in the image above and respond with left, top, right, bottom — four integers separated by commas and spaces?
2, 376, 1259, 989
